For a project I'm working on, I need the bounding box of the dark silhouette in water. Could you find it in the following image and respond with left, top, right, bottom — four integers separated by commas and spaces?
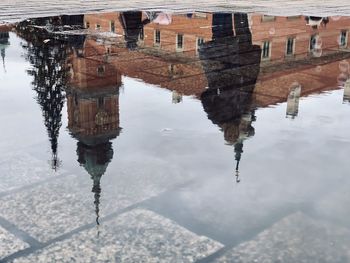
120, 11, 151, 50
199, 13, 261, 182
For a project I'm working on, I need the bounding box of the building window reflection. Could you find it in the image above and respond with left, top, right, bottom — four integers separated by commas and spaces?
176, 34, 184, 51
310, 34, 318, 51
139, 28, 144, 40
286, 37, 295, 56
154, 30, 161, 45
196, 37, 204, 53
97, 97, 105, 109
262, 40, 270, 59
97, 65, 105, 76
287, 16, 301, 20
261, 15, 276, 22
340, 30, 348, 48
110, 21, 115, 33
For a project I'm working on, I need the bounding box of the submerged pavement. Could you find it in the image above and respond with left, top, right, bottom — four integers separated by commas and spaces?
1, 152, 350, 262
1, 0, 350, 22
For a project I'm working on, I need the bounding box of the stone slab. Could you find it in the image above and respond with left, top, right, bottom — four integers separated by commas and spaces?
214, 212, 350, 263
0, 152, 65, 194
0, 225, 29, 260
0, 159, 189, 243
12, 209, 223, 263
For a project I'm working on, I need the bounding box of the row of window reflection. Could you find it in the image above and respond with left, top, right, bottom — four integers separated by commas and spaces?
85, 21, 349, 58
261, 30, 348, 59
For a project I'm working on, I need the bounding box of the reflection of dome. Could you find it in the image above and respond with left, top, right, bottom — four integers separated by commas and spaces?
77, 141, 113, 178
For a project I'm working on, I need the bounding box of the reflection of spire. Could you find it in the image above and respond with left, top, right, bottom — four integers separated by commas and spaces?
234, 141, 243, 183
92, 176, 101, 226
77, 141, 113, 227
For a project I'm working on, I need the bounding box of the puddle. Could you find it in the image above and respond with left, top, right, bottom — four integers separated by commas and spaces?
1, 11, 350, 262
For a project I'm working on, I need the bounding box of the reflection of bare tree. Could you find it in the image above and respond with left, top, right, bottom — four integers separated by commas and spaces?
199, 13, 261, 183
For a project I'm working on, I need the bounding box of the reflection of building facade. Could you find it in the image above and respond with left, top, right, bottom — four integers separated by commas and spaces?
85, 13, 350, 61
66, 39, 122, 225
83, 12, 350, 107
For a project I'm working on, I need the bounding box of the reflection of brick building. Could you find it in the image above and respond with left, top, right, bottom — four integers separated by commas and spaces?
251, 15, 350, 62
82, 12, 350, 108
85, 13, 350, 63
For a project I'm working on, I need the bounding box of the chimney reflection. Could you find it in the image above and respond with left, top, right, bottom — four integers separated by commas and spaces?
286, 83, 302, 119
66, 38, 122, 226
199, 13, 261, 183
343, 79, 350, 103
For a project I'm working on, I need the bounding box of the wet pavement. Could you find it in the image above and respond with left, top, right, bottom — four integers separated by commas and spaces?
1, 11, 350, 263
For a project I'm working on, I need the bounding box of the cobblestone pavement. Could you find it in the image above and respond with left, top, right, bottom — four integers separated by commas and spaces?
1, 0, 350, 23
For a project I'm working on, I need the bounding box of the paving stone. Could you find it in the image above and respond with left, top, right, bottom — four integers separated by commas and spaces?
1, 0, 350, 23
214, 212, 350, 263
0, 159, 188, 243
0, 152, 65, 194
0, 226, 29, 260
12, 209, 223, 263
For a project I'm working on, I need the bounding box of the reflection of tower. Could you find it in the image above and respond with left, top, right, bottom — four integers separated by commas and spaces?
199, 13, 261, 183
0, 28, 10, 73
286, 83, 302, 118
67, 39, 121, 225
